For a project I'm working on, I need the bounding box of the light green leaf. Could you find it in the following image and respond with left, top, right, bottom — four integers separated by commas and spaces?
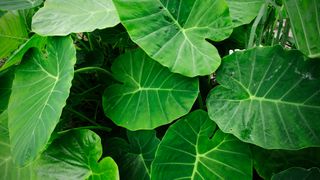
226, 0, 265, 27
35, 129, 119, 180
207, 46, 320, 149
0, 34, 47, 72
8, 36, 76, 166
284, 0, 320, 58
113, 0, 233, 77
252, 146, 320, 179
151, 110, 252, 180
271, 167, 320, 180
107, 130, 160, 180
0, 111, 36, 180
32, 0, 120, 36
102, 49, 199, 130
0, 0, 42, 10
0, 11, 28, 59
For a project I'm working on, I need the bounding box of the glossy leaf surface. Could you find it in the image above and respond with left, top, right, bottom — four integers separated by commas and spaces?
108, 130, 160, 180
284, 0, 320, 58
8, 36, 76, 166
32, 0, 120, 36
151, 110, 252, 180
113, 0, 233, 77
207, 46, 320, 149
35, 129, 119, 180
103, 49, 199, 130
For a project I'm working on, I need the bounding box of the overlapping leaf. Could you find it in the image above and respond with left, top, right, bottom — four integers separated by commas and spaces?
271, 167, 320, 180
151, 110, 252, 180
35, 129, 119, 180
284, 0, 320, 58
32, 0, 120, 36
0, 71, 14, 113
0, 0, 43, 10
8, 36, 76, 166
107, 130, 160, 180
103, 49, 199, 130
207, 46, 320, 149
226, 0, 265, 27
0, 11, 28, 59
113, 0, 233, 77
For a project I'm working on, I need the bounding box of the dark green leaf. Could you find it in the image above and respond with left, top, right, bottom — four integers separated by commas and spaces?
35, 129, 119, 180
0, 70, 14, 113
284, 0, 320, 58
113, 0, 233, 77
108, 130, 160, 180
151, 110, 252, 179
32, 0, 120, 36
103, 49, 199, 130
271, 167, 320, 180
8, 36, 76, 166
207, 46, 320, 149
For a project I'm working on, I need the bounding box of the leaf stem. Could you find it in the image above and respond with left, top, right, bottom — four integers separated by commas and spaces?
74, 66, 115, 79
248, 3, 267, 48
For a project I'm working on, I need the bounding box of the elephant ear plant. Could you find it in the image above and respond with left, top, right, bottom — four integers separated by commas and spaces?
0, 0, 319, 179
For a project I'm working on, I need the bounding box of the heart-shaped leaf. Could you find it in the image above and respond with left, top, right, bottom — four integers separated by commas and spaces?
8, 36, 76, 166
35, 129, 119, 180
207, 46, 320, 149
0, 0, 43, 10
151, 110, 252, 179
271, 167, 320, 180
107, 130, 160, 180
103, 49, 199, 130
284, 0, 320, 58
32, 0, 120, 36
113, 0, 233, 77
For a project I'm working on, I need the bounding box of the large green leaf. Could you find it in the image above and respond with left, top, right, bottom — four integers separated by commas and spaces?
103, 49, 199, 130
0, 112, 35, 180
252, 146, 320, 179
151, 110, 252, 179
0, 0, 43, 10
35, 129, 119, 180
113, 0, 233, 77
284, 0, 320, 58
271, 167, 320, 180
0, 11, 28, 59
107, 130, 160, 180
32, 0, 120, 36
0, 34, 47, 72
8, 36, 76, 166
207, 46, 320, 149
226, 0, 265, 27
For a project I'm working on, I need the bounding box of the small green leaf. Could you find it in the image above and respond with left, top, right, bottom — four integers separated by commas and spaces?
113, 0, 233, 77
151, 110, 252, 180
35, 129, 119, 180
284, 0, 320, 58
226, 0, 265, 27
252, 146, 320, 179
0, 111, 35, 180
102, 49, 199, 130
271, 167, 320, 180
0, 11, 28, 59
32, 0, 120, 36
207, 46, 320, 149
108, 130, 160, 180
0, 34, 47, 72
0, 0, 43, 10
8, 36, 76, 166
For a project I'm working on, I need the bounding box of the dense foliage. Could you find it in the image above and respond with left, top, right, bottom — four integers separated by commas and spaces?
0, 0, 319, 179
